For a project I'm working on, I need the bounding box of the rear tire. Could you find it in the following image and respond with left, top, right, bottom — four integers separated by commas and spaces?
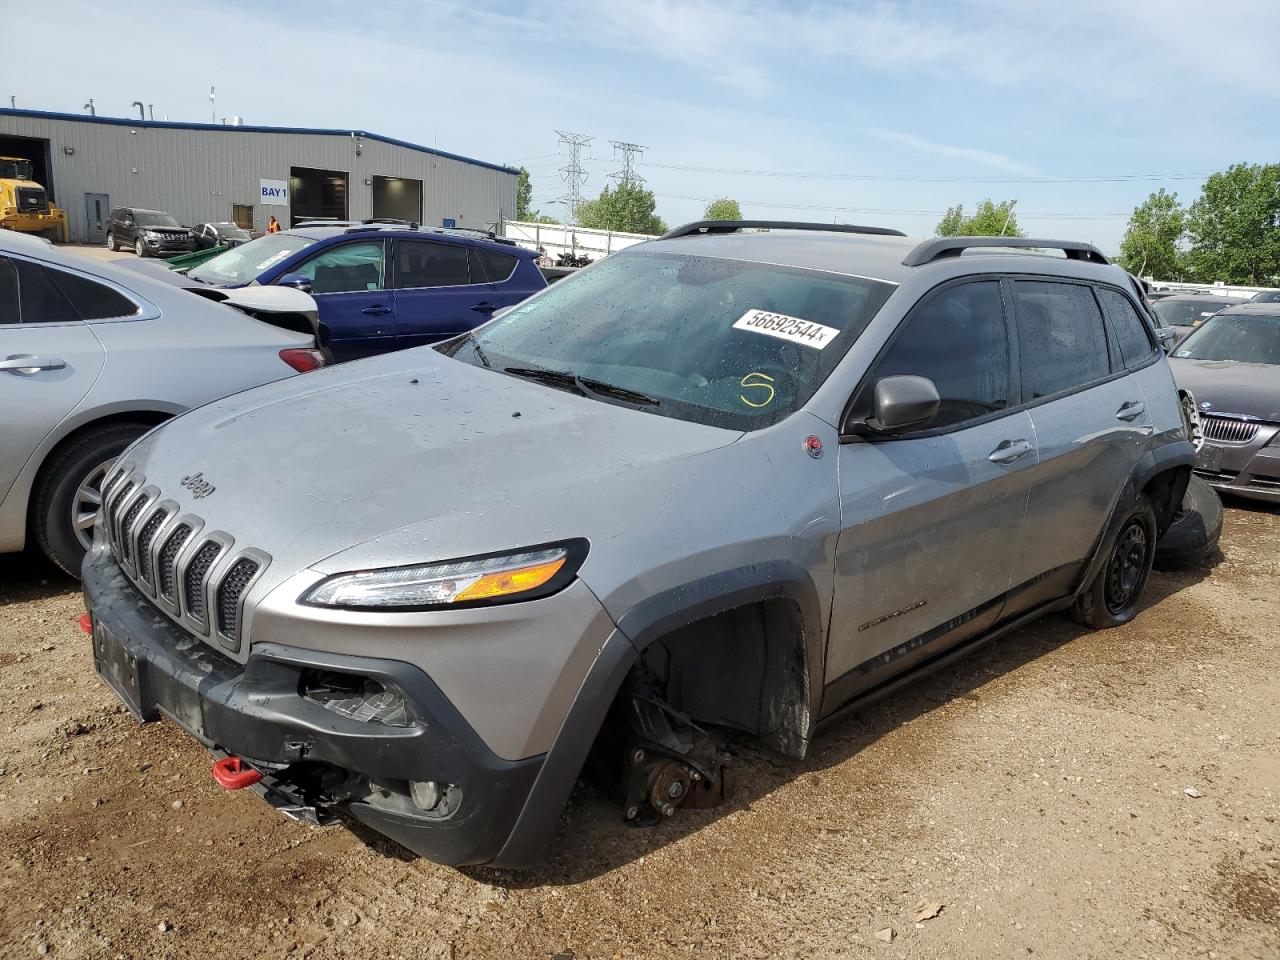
31, 423, 152, 578
1153, 475, 1222, 570
1070, 495, 1157, 629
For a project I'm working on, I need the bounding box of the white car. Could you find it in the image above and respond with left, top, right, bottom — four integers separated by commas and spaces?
0, 231, 326, 576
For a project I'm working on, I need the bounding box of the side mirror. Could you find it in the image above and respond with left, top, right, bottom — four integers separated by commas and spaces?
277, 273, 313, 294
868, 375, 941, 433
1155, 327, 1178, 352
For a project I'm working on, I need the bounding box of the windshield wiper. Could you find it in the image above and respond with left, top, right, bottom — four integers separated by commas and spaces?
503, 366, 660, 407
461, 332, 492, 368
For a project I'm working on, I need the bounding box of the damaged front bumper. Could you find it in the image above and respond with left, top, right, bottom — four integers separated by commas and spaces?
82, 546, 543, 866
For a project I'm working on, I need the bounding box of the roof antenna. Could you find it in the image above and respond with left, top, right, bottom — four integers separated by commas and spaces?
84, 98, 95, 116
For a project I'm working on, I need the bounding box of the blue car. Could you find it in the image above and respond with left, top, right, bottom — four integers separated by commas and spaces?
187, 224, 547, 362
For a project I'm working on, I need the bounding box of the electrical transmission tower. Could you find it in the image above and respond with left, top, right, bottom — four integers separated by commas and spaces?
555, 130, 592, 223
609, 140, 647, 187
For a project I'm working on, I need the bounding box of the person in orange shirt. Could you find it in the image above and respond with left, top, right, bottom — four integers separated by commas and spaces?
266, 216, 281, 234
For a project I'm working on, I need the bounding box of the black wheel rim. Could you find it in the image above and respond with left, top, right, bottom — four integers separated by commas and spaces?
1105, 520, 1148, 615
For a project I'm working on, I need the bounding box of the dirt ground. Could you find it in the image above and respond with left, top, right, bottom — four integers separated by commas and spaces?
1, 504, 1277, 960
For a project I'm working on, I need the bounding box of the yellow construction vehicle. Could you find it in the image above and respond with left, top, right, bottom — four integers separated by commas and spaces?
0, 156, 67, 242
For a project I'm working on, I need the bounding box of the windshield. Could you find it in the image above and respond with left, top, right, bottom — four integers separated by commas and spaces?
1174, 313, 1280, 365
213, 222, 251, 238
188, 232, 318, 285
1251, 290, 1280, 303
1152, 298, 1236, 327
134, 211, 181, 227
440, 250, 896, 431
0, 160, 34, 180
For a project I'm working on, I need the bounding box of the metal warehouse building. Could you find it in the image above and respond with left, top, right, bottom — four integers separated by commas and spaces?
0, 108, 518, 243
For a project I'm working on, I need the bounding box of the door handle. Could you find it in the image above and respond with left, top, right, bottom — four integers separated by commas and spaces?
470, 301, 498, 313
361, 305, 392, 316
1116, 401, 1146, 421
989, 438, 1033, 464
0, 355, 66, 373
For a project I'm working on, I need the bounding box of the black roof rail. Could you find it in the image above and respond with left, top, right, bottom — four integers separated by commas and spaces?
901, 236, 1109, 267
659, 219, 907, 240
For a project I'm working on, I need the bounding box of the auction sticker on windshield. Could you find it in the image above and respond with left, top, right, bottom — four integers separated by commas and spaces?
733, 309, 839, 349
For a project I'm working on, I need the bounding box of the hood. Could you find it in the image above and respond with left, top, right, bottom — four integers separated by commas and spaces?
120, 348, 740, 591
1169, 357, 1280, 422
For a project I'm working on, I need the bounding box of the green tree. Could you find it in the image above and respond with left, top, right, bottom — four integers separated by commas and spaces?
1117, 188, 1185, 280
576, 181, 667, 234
935, 199, 1023, 237
1183, 163, 1280, 285
703, 197, 742, 220
516, 166, 533, 220
512, 166, 560, 223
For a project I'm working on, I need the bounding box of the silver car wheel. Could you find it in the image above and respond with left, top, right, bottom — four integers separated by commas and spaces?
71, 457, 115, 551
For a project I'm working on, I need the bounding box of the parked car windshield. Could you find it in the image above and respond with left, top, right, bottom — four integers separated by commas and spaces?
212, 222, 251, 238
1250, 290, 1280, 303
441, 250, 896, 431
1174, 313, 1280, 365
188, 233, 318, 286
134, 211, 181, 228
1151, 298, 1236, 326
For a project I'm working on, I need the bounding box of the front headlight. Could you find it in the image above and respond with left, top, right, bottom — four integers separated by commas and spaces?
302, 541, 586, 610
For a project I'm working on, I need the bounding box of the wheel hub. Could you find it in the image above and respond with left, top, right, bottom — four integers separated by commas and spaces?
1106, 521, 1148, 614
71, 458, 116, 551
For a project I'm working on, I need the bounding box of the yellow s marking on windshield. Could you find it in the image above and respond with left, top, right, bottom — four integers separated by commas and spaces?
740, 371, 776, 408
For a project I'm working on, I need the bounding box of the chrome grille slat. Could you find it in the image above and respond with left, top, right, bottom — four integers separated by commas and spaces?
134, 508, 169, 586
157, 523, 193, 601
217, 558, 260, 640
182, 541, 223, 626
106, 480, 136, 547
1201, 415, 1259, 444
118, 492, 150, 565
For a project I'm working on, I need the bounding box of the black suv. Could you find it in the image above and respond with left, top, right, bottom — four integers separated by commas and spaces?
105, 207, 195, 258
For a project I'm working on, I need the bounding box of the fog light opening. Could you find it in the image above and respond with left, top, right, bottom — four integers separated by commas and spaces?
409, 779, 440, 811
300, 670, 413, 727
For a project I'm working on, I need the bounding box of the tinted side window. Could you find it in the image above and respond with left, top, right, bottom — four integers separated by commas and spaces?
1011, 281, 1111, 400
860, 280, 1010, 430
295, 241, 386, 294
475, 248, 517, 283
1097, 287, 1155, 369
395, 241, 470, 288
50, 269, 137, 320
0, 258, 18, 323
13, 259, 79, 323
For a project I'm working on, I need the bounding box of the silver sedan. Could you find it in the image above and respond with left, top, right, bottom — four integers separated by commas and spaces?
0, 231, 326, 575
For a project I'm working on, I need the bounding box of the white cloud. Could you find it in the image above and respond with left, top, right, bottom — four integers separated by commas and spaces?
867, 128, 1036, 176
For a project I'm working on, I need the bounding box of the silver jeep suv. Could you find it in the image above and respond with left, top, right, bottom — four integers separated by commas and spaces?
82, 222, 1195, 868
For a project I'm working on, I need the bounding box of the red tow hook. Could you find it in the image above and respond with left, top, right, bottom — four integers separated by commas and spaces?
79, 613, 93, 635
211, 756, 263, 790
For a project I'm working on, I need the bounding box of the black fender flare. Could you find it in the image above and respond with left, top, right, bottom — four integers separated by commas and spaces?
492, 562, 828, 868
1074, 438, 1194, 597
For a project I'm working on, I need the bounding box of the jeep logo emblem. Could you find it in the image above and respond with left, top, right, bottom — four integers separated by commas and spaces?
180, 473, 216, 499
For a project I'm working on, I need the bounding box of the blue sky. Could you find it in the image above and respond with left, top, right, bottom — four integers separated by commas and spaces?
11, 0, 1280, 250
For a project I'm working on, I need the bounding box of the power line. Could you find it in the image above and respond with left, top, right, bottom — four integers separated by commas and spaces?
554, 131, 592, 224
651, 192, 1131, 220
641, 162, 1211, 185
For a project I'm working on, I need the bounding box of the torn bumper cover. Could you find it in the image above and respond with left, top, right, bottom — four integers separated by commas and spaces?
82, 546, 542, 866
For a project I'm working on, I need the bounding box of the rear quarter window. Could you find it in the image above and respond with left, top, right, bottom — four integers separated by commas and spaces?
49, 268, 138, 320
1096, 287, 1156, 369
475, 248, 518, 283
1011, 280, 1112, 400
